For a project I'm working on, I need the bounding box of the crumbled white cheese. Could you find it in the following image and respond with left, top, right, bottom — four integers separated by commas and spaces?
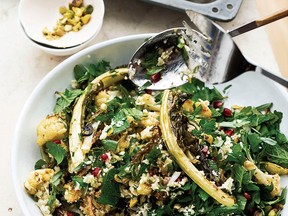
151, 176, 160, 190
218, 136, 233, 159
142, 159, 149, 165
100, 103, 107, 110
212, 170, 219, 177
140, 126, 154, 140
219, 177, 234, 194
99, 125, 112, 140
177, 204, 195, 216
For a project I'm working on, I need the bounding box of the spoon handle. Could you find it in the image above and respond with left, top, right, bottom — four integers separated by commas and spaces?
256, 7, 288, 27
229, 7, 288, 37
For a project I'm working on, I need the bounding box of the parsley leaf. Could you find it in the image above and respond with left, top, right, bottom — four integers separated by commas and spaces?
265, 145, 288, 168
146, 66, 164, 76
47, 184, 57, 208
98, 168, 120, 206
34, 159, 47, 170
71, 176, 89, 194
123, 108, 143, 121
141, 52, 158, 68
50, 170, 64, 186
45, 142, 66, 165
74, 61, 111, 85
111, 108, 143, 135
54, 89, 83, 113
112, 110, 130, 135
101, 139, 118, 151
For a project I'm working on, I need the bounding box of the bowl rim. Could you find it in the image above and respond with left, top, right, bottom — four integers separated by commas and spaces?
11, 33, 154, 216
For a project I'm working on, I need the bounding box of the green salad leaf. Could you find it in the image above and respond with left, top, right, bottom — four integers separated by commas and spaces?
54, 88, 83, 113
98, 168, 120, 206
45, 142, 66, 165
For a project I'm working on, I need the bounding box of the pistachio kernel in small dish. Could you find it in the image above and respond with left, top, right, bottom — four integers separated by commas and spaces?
42, 0, 93, 41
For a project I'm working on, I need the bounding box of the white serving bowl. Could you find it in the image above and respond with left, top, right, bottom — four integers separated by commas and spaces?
12, 34, 288, 215
18, 0, 105, 56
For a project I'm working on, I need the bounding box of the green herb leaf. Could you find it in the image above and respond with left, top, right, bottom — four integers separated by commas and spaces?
123, 108, 143, 121
260, 137, 277, 146
74, 61, 111, 85
54, 89, 83, 113
47, 184, 57, 208
265, 145, 288, 167
112, 109, 130, 135
146, 66, 164, 76
34, 159, 47, 170
98, 168, 120, 206
141, 52, 158, 68
71, 176, 89, 194
101, 139, 118, 151
45, 142, 66, 165
146, 146, 162, 163
50, 170, 64, 186
138, 81, 152, 92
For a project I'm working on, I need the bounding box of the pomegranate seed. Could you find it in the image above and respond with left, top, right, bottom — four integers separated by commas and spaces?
150, 72, 161, 83
53, 139, 61, 144
100, 153, 109, 161
225, 129, 234, 137
92, 167, 101, 177
213, 101, 223, 108
223, 108, 232, 117
67, 212, 73, 216
144, 89, 152, 94
243, 192, 251, 200
249, 208, 254, 214
148, 168, 157, 176
201, 146, 209, 155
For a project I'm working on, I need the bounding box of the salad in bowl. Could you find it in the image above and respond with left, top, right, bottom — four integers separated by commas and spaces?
13, 34, 288, 216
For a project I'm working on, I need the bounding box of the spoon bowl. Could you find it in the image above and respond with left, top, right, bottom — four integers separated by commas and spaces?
129, 28, 191, 90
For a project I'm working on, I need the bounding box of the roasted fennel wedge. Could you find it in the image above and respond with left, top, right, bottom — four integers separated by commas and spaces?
160, 89, 235, 206
69, 68, 128, 172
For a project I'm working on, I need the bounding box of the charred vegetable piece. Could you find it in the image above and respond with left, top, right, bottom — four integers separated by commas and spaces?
263, 162, 288, 175
244, 160, 281, 197
160, 90, 235, 207
69, 68, 128, 172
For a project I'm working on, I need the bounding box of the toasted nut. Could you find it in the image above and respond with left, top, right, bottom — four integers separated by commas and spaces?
81, 14, 91, 25
129, 197, 138, 208
71, 0, 83, 7
43, 1, 92, 40
84, 5, 94, 15
59, 6, 67, 14
64, 24, 73, 32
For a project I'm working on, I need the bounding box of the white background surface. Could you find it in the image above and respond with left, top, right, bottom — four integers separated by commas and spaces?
0, 0, 285, 215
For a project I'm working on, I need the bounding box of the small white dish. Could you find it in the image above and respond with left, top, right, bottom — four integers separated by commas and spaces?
21, 27, 99, 56
18, 0, 104, 49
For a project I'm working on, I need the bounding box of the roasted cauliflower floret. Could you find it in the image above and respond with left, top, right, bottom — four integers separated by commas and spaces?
64, 182, 82, 203
136, 93, 160, 111
244, 160, 281, 197
195, 99, 212, 119
36, 115, 67, 146
94, 89, 121, 110
138, 110, 159, 127
24, 169, 54, 195
182, 99, 194, 113
24, 169, 60, 216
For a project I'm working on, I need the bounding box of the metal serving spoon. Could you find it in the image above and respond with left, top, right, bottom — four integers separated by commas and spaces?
128, 8, 288, 90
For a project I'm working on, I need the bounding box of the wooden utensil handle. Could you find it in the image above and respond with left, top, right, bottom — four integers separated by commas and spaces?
256, 7, 288, 26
